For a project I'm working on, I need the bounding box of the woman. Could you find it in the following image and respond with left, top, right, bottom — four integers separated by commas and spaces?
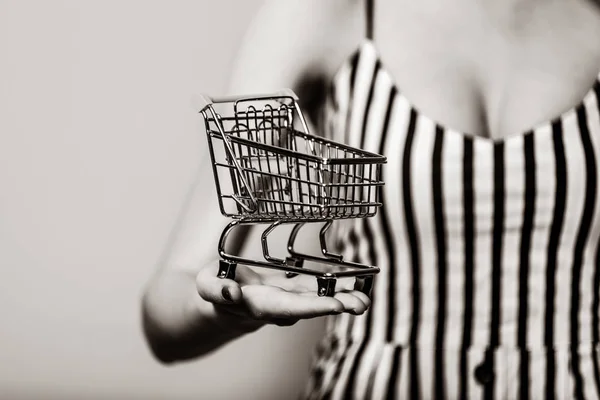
142, 0, 600, 398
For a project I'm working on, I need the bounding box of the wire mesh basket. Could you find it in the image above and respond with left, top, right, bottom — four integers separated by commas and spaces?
197, 89, 386, 296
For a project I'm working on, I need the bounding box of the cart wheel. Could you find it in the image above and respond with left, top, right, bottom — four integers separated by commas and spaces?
285, 257, 304, 278
354, 276, 374, 297
217, 260, 237, 280
317, 277, 337, 297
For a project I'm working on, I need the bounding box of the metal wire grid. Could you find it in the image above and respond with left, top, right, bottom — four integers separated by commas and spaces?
202, 96, 385, 221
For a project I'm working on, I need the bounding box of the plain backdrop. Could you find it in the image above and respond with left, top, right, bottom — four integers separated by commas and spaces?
0, 1, 326, 399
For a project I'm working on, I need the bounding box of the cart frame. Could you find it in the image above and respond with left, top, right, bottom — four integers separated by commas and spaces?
197, 89, 386, 296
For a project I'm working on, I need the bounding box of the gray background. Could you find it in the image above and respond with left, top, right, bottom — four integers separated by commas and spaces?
0, 1, 325, 399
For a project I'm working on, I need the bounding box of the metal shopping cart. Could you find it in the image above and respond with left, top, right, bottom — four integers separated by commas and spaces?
196, 89, 386, 296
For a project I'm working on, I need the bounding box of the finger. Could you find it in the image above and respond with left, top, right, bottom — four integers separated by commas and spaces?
267, 274, 373, 306
241, 285, 344, 320
232, 265, 264, 285
196, 264, 243, 304
196, 261, 266, 305
333, 291, 369, 315
348, 290, 372, 308
261, 271, 361, 294
196, 272, 242, 305
271, 318, 300, 327
261, 273, 320, 293
262, 272, 350, 294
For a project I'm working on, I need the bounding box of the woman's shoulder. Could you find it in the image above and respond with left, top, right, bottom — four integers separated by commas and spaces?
229, 0, 365, 96
271, 0, 365, 77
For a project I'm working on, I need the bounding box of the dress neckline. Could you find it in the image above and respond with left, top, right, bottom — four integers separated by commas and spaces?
332, 39, 600, 145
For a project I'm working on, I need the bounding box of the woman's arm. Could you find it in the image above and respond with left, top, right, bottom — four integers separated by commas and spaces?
141, 0, 366, 364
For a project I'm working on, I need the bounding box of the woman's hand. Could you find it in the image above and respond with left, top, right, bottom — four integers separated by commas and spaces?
196, 261, 371, 333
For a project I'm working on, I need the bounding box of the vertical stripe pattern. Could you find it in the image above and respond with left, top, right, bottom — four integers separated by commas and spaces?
302, 39, 600, 399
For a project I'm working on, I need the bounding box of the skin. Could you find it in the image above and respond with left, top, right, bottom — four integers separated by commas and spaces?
142, 0, 600, 363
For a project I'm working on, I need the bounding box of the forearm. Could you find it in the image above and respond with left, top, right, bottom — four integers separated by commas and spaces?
141, 268, 257, 364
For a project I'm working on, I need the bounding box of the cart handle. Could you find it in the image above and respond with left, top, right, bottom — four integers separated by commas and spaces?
195, 88, 309, 215
201, 106, 260, 213
192, 89, 298, 111
192, 88, 310, 141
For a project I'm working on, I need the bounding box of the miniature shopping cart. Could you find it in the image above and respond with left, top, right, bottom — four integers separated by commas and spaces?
196, 89, 386, 296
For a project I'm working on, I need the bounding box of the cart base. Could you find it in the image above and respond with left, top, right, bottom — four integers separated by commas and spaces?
216, 219, 379, 297
216, 257, 377, 297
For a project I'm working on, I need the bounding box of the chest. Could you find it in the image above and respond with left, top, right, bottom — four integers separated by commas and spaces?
372, 0, 600, 140
324, 42, 600, 264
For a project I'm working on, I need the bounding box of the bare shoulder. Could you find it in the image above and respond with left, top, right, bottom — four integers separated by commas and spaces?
228, 0, 364, 97
255, 0, 365, 76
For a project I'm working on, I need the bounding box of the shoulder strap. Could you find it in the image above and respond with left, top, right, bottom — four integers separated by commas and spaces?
365, 0, 374, 40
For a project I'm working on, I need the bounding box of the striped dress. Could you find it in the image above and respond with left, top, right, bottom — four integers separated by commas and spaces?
302, 39, 600, 399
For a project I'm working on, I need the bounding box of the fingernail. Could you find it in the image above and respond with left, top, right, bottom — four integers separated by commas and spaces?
222, 287, 233, 302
